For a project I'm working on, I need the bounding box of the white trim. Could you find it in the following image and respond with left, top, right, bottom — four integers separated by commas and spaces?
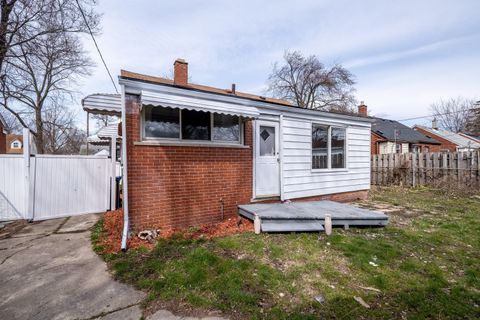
254, 119, 280, 198
120, 84, 129, 251
279, 114, 285, 201
311, 122, 348, 172
252, 120, 257, 201
134, 141, 250, 148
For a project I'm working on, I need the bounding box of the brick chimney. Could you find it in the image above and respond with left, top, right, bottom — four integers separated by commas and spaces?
358, 101, 368, 117
173, 58, 188, 86
432, 117, 438, 130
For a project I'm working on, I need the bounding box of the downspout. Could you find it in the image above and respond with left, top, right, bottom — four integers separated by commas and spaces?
120, 85, 129, 251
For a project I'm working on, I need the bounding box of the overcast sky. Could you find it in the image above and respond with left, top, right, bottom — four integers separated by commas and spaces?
78, 0, 480, 128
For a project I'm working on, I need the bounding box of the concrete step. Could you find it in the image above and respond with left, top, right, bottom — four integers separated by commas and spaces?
261, 219, 325, 232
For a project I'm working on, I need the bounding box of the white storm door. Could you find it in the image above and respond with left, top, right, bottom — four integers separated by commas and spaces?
255, 120, 280, 197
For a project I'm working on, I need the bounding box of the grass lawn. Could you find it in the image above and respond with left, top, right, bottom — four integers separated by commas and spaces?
92, 187, 480, 319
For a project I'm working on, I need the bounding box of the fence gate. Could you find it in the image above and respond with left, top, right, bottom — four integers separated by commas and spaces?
0, 130, 116, 221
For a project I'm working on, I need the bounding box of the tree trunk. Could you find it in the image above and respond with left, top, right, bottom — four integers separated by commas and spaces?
0, 0, 16, 74
35, 101, 44, 154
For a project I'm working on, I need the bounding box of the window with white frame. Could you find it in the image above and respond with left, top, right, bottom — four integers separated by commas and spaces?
143, 105, 242, 144
312, 124, 346, 170
11, 140, 21, 149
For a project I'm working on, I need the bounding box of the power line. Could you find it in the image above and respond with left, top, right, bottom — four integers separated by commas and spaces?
75, 0, 118, 94
396, 107, 480, 122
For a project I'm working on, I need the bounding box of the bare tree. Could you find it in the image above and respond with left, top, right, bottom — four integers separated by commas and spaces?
3, 29, 94, 153
465, 103, 480, 136
430, 97, 476, 133
267, 51, 356, 112
0, 0, 99, 153
42, 97, 85, 154
0, 0, 99, 76
0, 107, 22, 132
91, 113, 115, 132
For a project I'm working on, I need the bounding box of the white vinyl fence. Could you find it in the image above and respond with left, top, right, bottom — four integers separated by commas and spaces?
0, 155, 28, 220
0, 130, 116, 221
32, 155, 111, 220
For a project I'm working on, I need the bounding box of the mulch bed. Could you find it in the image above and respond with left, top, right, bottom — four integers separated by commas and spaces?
98, 209, 253, 254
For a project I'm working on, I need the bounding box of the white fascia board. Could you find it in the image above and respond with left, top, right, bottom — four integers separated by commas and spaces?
119, 77, 372, 127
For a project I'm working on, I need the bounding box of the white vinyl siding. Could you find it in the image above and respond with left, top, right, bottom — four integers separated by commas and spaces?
281, 116, 371, 200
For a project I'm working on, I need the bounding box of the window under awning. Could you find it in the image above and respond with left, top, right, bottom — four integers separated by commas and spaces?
141, 90, 260, 118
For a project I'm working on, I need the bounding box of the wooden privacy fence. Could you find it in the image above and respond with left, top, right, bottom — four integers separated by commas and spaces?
371, 151, 480, 188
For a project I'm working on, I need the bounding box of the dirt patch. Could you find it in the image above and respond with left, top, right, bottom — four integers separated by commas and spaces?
98, 210, 254, 253
353, 200, 431, 226
159, 217, 253, 240
97, 209, 154, 253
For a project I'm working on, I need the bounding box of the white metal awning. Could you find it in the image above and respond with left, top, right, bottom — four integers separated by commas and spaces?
141, 90, 260, 118
82, 93, 121, 116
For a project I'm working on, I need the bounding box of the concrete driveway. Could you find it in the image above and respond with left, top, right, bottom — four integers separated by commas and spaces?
0, 214, 145, 320
0, 214, 226, 320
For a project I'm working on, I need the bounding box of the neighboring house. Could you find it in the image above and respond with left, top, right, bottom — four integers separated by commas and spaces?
414, 123, 480, 152
83, 58, 373, 231
0, 113, 6, 154
86, 123, 121, 155
357, 103, 441, 154
6, 134, 23, 154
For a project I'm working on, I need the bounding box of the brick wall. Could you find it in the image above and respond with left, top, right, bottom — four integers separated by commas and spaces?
412, 143, 442, 153
0, 123, 5, 154
125, 94, 253, 230
371, 132, 386, 155
414, 127, 457, 152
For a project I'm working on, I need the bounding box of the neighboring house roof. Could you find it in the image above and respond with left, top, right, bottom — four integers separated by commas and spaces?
87, 123, 121, 145
371, 118, 440, 144
6, 134, 23, 154
120, 70, 293, 107
82, 93, 121, 116
414, 126, 480, 149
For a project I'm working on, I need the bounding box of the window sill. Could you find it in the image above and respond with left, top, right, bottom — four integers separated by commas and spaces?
311, 168, 349, 173
134, 141, 250, 149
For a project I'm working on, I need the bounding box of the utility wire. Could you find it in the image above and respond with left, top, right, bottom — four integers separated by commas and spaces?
75, 0, 118, 94
396, 107, 480, 122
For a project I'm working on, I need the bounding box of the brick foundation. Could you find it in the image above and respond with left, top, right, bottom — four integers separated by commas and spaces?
291, 190, 369, 203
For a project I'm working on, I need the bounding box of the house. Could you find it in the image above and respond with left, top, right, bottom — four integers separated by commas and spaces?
83, 59, 373, 231
357, 103, 441, 154
5, 134, 23, 154
0, 113, 6, 154
85, 123, 122, 156
414, 121, 480, 152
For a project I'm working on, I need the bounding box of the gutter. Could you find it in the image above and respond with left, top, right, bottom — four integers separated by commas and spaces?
120, 84, 129, 251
